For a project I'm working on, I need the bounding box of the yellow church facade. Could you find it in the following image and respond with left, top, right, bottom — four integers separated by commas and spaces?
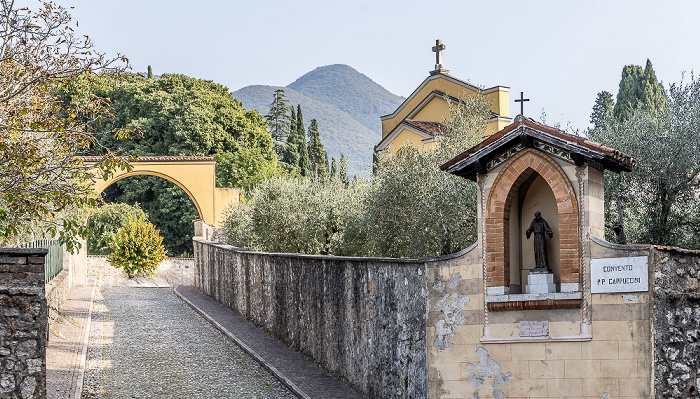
376, 40, 511, 154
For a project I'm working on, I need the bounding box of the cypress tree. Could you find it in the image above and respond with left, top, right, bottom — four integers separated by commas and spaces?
339, 154, 349, 187
296, 105, 311, 177
590, 91, 614, 129
307, 118, 328, 180
265, 89, 290, 156
613, 60, 666, 121
330, 157, 338, 180
283, 107, 300, 171
147, 65, 153, 79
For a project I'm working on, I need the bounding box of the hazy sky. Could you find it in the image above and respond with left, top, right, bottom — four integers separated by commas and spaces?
65, 0, 699, 132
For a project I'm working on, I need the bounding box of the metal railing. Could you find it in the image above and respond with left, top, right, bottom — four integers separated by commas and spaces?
20, 239, 64, 283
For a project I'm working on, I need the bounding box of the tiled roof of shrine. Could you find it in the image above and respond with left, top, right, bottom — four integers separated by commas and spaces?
441, 116, 636, 181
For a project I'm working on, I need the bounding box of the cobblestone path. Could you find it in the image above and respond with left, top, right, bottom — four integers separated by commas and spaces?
81, 287, 297, 399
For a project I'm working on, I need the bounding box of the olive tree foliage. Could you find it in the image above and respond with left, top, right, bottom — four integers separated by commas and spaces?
0, 0, 128, 249
359, 93, 491, 258
225, 178, 367, 255
589, 74, 700, 249
225, 93, 491, 258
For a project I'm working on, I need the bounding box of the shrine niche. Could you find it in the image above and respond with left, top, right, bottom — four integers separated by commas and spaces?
441, 115, 635, 313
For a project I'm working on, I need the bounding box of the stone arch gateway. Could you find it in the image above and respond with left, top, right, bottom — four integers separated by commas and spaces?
81, 156, 239, 227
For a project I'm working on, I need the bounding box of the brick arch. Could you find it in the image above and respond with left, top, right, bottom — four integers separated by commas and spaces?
485, 148, 580, 290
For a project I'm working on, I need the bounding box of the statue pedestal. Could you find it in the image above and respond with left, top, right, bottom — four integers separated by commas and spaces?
525, 273, 556, 294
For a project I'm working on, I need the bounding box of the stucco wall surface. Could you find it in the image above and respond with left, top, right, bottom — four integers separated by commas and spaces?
193, 238, 432, 399
0, 248, 47, 399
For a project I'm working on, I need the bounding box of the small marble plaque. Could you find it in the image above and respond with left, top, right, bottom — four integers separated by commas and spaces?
520, 320, 549, 337
590, 256, 648, 293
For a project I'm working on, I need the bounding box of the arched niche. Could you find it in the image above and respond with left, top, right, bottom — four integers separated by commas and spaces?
485, 148, 579, 294
508, 174, 560, 293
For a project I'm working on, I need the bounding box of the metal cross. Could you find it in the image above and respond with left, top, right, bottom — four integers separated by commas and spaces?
515, 91, 530, 116
432, 39, 446, 68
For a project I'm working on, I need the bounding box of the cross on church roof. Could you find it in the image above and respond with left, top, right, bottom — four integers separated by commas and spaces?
430, 39, 449, 76
514, 91, 530, 116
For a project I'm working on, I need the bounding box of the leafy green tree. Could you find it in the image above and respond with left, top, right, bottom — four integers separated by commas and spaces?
102, 176, 199, 257
590, 74, 700, 249
339, 155, 349, 186
307, 118, 328, 180
613, 60, 667, 121
358, 94, 491, 257
147, 65, 153, 79
87, 203, 148, 255
223, 93, 492, 258
108, 217, 167, 278
0, 0, 129, 250
590, 91, 614, 130
265, 88, 290, 155
79, 73, 277, 254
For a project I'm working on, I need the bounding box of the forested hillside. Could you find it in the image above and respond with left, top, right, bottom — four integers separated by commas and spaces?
233, 64, 405, 176
232, 85, 377, 176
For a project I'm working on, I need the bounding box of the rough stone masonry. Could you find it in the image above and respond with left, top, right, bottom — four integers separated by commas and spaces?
0, 248, 47, 399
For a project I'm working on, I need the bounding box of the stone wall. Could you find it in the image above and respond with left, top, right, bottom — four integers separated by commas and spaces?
652, 246, 700, 398
193, 238, 435, 399
87, 255, 194, 287
45, 270, 70, 330
0, 248, 47, 399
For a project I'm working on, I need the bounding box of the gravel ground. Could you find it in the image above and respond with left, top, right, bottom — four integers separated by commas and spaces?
81, 287, 298, 399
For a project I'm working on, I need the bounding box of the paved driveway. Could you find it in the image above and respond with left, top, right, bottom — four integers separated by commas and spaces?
81, 287, 297, 399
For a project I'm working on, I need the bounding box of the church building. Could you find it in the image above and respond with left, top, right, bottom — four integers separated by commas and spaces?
375, 40, 511, 154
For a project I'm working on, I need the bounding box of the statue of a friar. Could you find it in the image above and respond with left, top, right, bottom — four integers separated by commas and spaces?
526, 211, 553, 274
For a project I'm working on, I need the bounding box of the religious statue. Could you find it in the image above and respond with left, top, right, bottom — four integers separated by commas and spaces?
526, 211, 553, 274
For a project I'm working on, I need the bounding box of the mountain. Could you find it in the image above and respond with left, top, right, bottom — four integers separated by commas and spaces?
288, 64, 405, 134
232, 65, 405, 176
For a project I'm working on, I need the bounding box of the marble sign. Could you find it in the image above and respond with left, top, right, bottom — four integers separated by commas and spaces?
520, 321, 548, 337
590, 256, 648, 293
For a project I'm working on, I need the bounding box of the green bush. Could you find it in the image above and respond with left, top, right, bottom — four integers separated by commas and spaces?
107, 217, 167, 277
87, 203, 148, 255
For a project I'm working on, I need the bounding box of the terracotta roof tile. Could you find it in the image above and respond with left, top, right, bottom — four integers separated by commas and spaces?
647, 244, 700, 255
78, 155, 215, 162
404, 119, 447, 136
441, 116, 636, 172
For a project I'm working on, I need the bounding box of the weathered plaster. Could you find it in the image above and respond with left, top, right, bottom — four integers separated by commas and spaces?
463, 347, 512, 399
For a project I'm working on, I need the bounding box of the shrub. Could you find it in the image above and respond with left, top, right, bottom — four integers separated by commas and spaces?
87, 203, 148, 255
107, 217, 167, 277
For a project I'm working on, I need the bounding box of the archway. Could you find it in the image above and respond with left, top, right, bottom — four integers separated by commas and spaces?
81, 156, 240, 227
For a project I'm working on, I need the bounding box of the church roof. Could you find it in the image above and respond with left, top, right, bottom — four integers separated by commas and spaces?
380, 73, 508, 121
440, 116, 636, 181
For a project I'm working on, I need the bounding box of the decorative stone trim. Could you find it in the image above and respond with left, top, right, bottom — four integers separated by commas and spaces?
486, 291, 582, 303
486, 143, 525, 171
485, 148, 580, 289
486, 298, 581, 312
533, 140, 573, 164
480, 332, 591, 344
560, 283, 579, 293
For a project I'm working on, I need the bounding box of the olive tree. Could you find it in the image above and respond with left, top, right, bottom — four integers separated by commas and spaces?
590, 74, 700, 249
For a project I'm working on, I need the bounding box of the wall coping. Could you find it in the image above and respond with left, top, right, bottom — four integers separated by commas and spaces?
589, 234, 652, 252
193, 237, 478, 265
0, 247, 49, 256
